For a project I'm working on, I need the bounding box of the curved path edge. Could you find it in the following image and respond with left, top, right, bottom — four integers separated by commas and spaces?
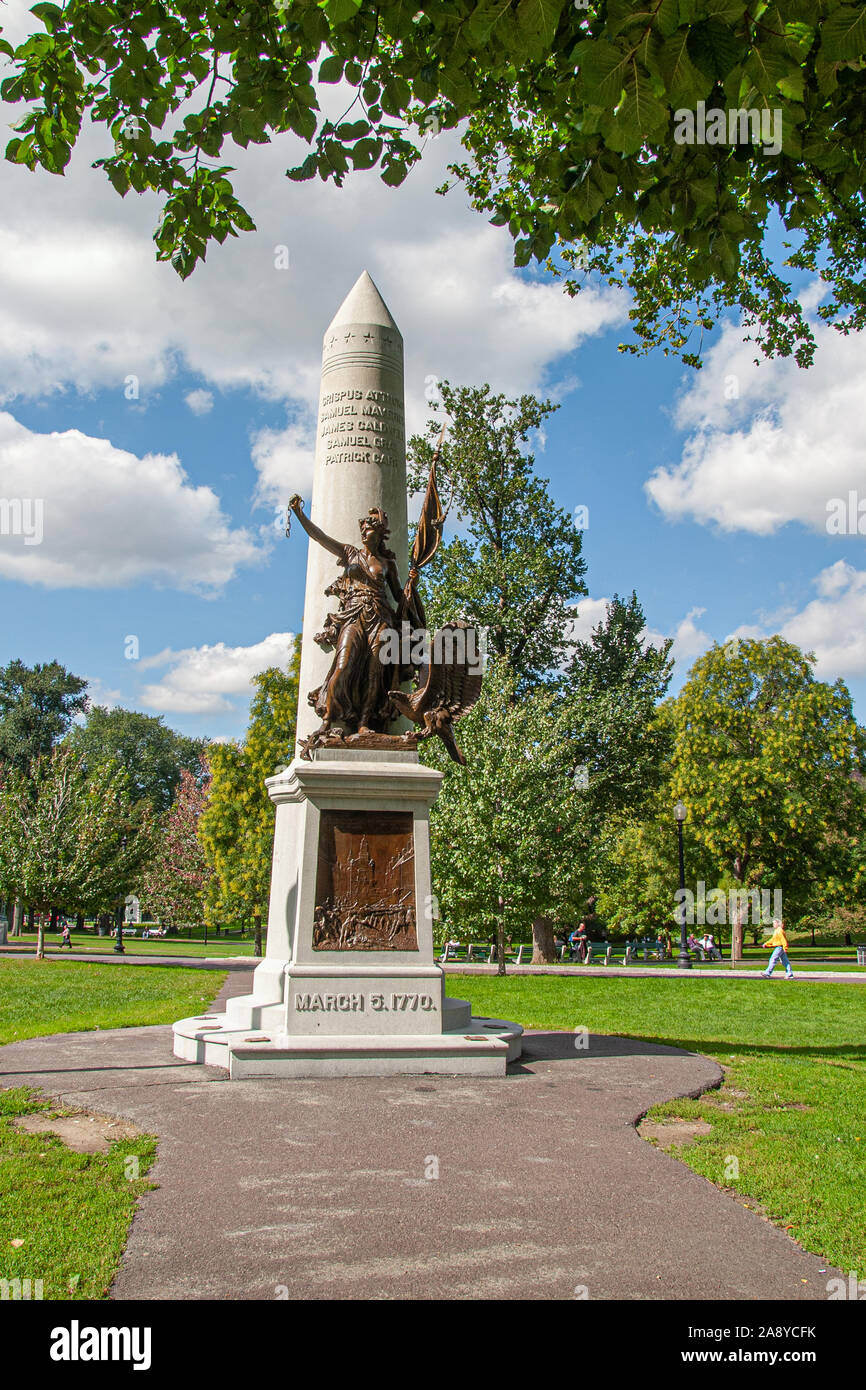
0, 973, 839, 1301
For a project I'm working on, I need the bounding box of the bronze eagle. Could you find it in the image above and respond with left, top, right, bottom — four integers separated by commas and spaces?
388, 621, 483, 765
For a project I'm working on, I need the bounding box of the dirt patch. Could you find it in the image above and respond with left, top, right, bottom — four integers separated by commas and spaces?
638, 1117, 713, 1148
13, 1109, 142, 1154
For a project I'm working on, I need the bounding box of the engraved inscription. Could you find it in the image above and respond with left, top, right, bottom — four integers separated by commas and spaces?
295, 992, 438, 1012
318, 388, 405, 466
313, 809, 418, 951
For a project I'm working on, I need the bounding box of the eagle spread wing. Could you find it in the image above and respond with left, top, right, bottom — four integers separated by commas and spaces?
389, 622, 483, 764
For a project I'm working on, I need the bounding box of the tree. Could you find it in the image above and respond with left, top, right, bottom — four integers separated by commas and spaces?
68, 705, 208, 814
4, 3, 865, 365
595, 783, 716, 939
0, 658, 90, 933
410, 394, 671, 963
422, 659, 591, 973
0, 659, 88, 776
407, 382, 587, 689
564, 591, 674, 820
0, 745, 154, 958
200, 641, 300, 954
140, 763, 212, 929
669, 636, 866, 959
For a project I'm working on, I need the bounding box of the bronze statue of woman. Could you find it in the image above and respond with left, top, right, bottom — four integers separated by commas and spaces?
287, 495, 422, 742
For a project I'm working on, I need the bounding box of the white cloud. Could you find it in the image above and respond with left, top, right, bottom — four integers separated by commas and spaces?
732, 562, 866, 680
571, 596, 712, 672
78, 677, 122, 713
0, 412, 261, 592
0, 66, 626, 497
251, 421, 315, 510
185, 389, 214, 416
139, 632, 296, 714
647, 298, 866, 535
568, 596, 612, 643
657, 608, 713, 668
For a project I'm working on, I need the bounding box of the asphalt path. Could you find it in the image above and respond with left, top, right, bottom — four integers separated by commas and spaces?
0, 969, 841, 1301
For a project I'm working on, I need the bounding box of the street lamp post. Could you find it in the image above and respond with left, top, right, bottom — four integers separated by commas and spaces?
113, 835, 128, 956
674, 800, 691, 971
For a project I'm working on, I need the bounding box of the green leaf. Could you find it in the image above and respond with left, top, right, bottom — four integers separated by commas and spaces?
29, 3, 63, 32
745, 45, 792, 94
286, 153, 318, 182
776, 69, 804, 102
686, 19, 741, 79
318, 55, 345, 83
337, 119, 371, 140
381, 159, 409, 187
516, 0, 565, 55
574, 39, 632, 106
610, 70, 668, 153
656, 0, 681, 38
350, 136, 382, 169
465, 0, 514, 47
319, 0, 363, 26
657, 31, 712, 106
820, 5, 866, 61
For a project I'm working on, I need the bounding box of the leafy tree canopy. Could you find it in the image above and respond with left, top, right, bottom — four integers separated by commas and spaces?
408, 382, 586, 689
200, 642, 300, 929
0, 658, 88, 776
3, 1, 865, 364
564, 590, 674, 818
670, 635, 866, 925
140, 763, 212, 925
68, 705, 208, 814
0, 744, 155, 917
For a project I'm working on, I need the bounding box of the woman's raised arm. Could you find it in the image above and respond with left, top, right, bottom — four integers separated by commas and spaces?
288, 495, 346, 560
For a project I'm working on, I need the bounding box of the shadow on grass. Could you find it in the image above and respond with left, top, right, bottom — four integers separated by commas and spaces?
509, 1032, 705, 1070
510, 1031, 866, 1064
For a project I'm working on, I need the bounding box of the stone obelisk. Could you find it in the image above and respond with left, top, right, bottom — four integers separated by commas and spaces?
172, 273, 522, 1079
296, 271, 407, 750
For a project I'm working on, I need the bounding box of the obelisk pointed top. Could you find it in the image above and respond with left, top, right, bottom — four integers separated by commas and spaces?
326, 270, 401, 335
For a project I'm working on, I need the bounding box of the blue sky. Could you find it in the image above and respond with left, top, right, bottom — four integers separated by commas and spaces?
2, 0, 866, 742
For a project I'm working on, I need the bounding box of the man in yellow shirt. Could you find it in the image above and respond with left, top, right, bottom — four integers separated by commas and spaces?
761, 919, 794, 979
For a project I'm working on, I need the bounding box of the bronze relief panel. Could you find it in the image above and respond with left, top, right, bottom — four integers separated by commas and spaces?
313, 809, 418, 951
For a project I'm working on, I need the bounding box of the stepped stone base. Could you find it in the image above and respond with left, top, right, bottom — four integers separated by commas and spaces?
172, 1001, 522, 1078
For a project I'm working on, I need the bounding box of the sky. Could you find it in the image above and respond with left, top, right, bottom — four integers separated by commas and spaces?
2, 0, 866, 742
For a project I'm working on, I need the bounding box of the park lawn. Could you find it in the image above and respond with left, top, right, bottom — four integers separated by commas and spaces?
0, 960, 227, 1299
452, 973, 866, 1274
0, 1088, 158, 1300
0, 959, 228, 1045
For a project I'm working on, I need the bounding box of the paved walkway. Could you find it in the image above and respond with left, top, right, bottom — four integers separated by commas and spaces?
0, 947, 251, 971
0, 971, 839, 1301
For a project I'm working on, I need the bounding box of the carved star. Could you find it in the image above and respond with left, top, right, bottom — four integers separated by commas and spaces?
344, 332, 354, 343
364, 331, 373, 342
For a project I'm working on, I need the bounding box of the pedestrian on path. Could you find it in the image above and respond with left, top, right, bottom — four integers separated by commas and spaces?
61, 923, 72, 950
761, 919, 794, 979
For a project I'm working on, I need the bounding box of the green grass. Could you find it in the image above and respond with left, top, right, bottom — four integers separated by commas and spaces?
0, 960, 227, 1299
0, 1088, 158, 1300
0, 959, 228, 1045
451, 973, 866, 1273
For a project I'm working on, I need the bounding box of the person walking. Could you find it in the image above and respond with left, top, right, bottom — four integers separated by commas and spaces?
61, 923, 72, 950
761, 918, 794, 979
